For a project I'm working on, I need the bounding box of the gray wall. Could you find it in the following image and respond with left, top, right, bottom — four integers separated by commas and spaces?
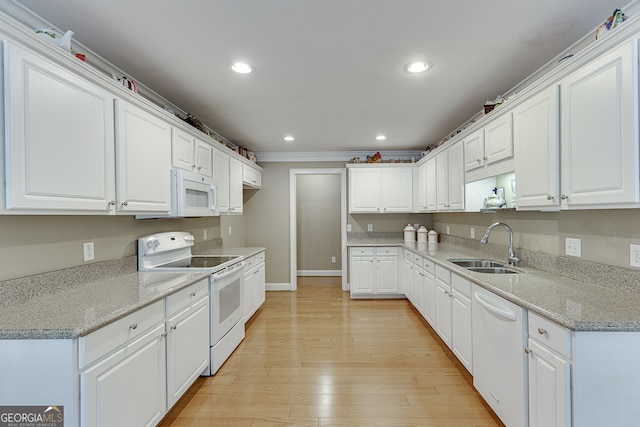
297, 174, 342, 272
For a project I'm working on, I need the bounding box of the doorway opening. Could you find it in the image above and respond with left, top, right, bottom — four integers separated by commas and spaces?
289, 169, 347, 291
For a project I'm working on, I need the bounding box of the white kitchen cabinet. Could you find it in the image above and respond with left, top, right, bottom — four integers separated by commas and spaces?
416, 161, 428, 211
560, 39, 639, 208
422, 258, 436, 328
464, 112, 514, 182
348, 166, 413, 213
166, 279, 210, 408
451, 273, 472, 373
400, 250, 415, 303
243, 251, 266, 323
425, 156, 437, 211
464, 128, 485, 172
242, 163, 262, 189
80, 300, 167, 427
514, 85, 561, 209
214, 149, 243, 214
3, 41, 116, 213
412, 255, 425, 316
171, 127, 213, 177
434, 266, 452, 348
436, 141, 464, 211
526, 311, 571, 427
349, 246, 399, 297
115, 98, 172, 213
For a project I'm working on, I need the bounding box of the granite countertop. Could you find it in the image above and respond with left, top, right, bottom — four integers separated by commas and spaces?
0, 261, 209, 340
348, 237, 640, 332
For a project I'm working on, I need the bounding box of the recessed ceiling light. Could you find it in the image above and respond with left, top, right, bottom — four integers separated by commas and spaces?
284, 136, 295, 142
230, 62, 253, 74
404, 61, 432, 74
376, 135, 386, 141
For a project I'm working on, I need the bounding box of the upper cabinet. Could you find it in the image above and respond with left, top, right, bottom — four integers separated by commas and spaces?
559, 39, 638, 209
214, 149, 243, 214
436, 141, 464, 211
515, 39, 638, 210
242, 163, 262, 189
171, 128, 213, 178
3, 41, 116, 213
464, 111, 514, 183
348, 165, 413, 213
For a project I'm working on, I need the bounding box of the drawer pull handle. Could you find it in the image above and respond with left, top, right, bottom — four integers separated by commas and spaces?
524, 347, 532, 354
161, 332, 168, 338
190, 292, 197, 297
129, 323, 138, 330
171, 325, 177, 330
537, 327, 547, 335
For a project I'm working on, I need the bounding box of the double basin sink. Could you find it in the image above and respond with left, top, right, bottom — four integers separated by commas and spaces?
447, 259, 520, 274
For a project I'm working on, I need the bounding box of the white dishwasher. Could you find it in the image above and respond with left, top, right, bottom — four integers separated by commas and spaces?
472, 284, 528, 427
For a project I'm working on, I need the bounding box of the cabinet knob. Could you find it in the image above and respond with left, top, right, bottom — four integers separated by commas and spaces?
524, 347, 532, 354
560, 194, 568, 200
161, 332, 168, 338
129, 323, 138, 330
537, 327, 547, 335
476, 159, 481, 164
197, 166, 202, 170
547, 195, 554, 200
109, 200, 116, 206
171, 325, 177, 330
190, 292, 197, 297
121, 201, 129, 207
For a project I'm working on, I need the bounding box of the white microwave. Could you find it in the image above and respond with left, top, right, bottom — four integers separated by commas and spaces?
138, 169, 219, 218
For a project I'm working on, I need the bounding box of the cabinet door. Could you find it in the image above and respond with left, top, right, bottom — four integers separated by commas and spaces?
484, 112, 513, 165
560, 40, 638, 207
417, 162, 428, 211
401, 254, 414, 302
115, 99, 172, 213
243, 268, 256, 323
214, 149, 230, 213
452, 288, 473, 373
381, 168, 413, 212
349, 168, 380, 212
167, 297, 210, 407
527, 339, 571, 427
5, 42, 116, 212
229, 157, 243, 213
81, 324, 166, 427
194, 139, 214, 177
422, 269, 436, 327
514, 85, 560, 209
412, 267, 425, 315
464, 129, 485, 171
436, 151, 449, 210
350, 255, 375, 294
254, 262, 266, 309
425, 157, 437, 211
435, 279, 452, 348
376, 255, 398, 293
447, 142, 465, 211
171, 128, 195, 171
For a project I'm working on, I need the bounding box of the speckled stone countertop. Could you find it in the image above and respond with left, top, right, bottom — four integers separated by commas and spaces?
348, 235, 640, 332
0, 258, 209, 340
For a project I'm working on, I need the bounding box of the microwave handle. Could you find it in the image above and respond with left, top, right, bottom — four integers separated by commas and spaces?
210, 184, 218, 212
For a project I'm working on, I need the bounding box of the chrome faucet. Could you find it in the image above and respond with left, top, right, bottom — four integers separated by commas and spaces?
480, 222, 520, 265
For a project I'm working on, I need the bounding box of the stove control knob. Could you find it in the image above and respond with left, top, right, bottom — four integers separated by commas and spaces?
146, 240, 155, 249
153, 239, 160, 247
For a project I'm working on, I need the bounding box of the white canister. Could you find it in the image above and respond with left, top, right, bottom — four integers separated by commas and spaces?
403, 224, 416, 242
428, 229, 438, 244
417, 226, 428, 243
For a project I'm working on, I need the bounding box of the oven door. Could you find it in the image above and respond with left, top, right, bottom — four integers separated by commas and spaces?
211, 264, 244, 344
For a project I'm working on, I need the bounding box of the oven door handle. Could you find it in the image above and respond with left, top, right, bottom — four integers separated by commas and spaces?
212, 262, 245, 281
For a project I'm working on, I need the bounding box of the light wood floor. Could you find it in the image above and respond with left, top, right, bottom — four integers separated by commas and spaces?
159, 276, 504, 427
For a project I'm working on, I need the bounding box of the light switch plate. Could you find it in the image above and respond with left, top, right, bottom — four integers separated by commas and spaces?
630, 244, 640, 267
565, 238, 581, 257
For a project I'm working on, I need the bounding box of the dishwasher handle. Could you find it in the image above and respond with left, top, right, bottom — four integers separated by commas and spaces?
474, 292, 517, 321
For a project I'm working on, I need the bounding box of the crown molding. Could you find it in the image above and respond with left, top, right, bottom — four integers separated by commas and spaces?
255, 150, 423, 163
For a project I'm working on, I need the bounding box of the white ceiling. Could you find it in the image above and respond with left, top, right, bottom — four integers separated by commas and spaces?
14, 0, 628, 154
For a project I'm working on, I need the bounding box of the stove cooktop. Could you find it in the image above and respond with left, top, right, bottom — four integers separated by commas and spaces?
157, 255, 242, 270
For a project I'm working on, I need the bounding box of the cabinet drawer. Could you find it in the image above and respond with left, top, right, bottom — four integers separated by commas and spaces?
528, 311, 571, 357
422, 258, 435, 275
435, 265, 451, 283
351, 247, 374, 256
451, 273, 471, 297
376, 247, 398, 256
255, 251, 265, 264
404, 250, 414, 262
412, 254, 424, 269
166, 278, 209, 317
79, 299, 165, 369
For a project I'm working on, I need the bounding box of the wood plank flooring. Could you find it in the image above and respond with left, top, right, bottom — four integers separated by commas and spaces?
158, 276, 504, 427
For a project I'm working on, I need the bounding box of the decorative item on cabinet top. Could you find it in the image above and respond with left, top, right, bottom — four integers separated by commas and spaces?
35, 27, 73, 52
595, 9, 628, 39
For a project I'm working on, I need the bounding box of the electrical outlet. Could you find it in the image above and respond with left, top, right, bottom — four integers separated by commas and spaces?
331, 256, 336, 264
347, 224, 352, 232
565, 238, 581, 257
630, 244, 640, 267
470, 227, 475, 239
83, 242, 95, 261
203, 229, 208, 240
367, 224, 373, 232
228, 226, 232, 235
446, 225, 450, 234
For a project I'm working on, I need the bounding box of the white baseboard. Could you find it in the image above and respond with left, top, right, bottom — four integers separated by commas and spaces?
266, 283, 292, 291
296, 270, 342, 277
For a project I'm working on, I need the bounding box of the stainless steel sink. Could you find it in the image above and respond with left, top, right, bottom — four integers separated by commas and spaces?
466, 266, 519, 274
447, 259, 506, 268
447, 259, 520, 274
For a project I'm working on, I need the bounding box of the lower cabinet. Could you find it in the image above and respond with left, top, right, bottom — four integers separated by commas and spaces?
434, 266, 453, 348
349, 247, 399, 297
451, 273, 472, 373
243, 251, 267, 323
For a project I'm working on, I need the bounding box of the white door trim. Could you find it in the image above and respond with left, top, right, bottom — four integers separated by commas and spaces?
289, 168, 347, 291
